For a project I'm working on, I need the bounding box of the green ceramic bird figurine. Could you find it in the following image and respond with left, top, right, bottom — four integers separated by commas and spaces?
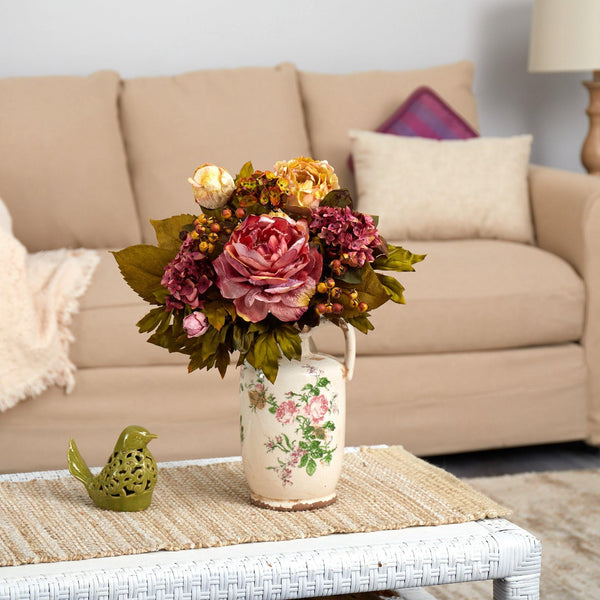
67, 425, 158, 511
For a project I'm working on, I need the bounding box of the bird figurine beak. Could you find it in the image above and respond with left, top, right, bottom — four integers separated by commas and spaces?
145, 433, 158, 440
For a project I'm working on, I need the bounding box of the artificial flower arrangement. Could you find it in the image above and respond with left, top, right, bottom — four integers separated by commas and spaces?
113, 158, 424, 383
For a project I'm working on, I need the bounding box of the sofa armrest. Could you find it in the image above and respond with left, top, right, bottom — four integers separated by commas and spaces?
529, 164, 600, 275
529, 164, 600, 443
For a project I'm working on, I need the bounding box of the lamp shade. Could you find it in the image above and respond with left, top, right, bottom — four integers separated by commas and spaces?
529, 0, 600, 72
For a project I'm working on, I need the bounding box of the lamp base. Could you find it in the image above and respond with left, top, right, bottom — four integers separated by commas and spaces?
582, 70, 600, 175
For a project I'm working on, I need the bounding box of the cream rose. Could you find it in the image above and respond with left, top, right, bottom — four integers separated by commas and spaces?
187, 163, 235, 209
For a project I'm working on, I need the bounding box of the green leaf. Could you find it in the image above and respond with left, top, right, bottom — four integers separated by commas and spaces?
150, 214, 196, 250
172, 311, 185, 337
306, 459, 317, 476
233, 323, 251, 353
187, 350, 205, 373
377, 273, 406, 304
215, 345, 230, 378
111, 245, 176, 305
199, 327, 221, 362
147, 331, 171, 349
317, 377, 330, 388
347, 315, 375, 334
200, 206, 222, 219
356, 264, 390, 310
153, 287, 170, 304
253, 332, 282, 383
337, 263, 390, 316
268, 406, 277, 414
284, 204, 311, 220
323, 420, 336, 431
299, 453, 309, 468
156, 309, 173, 334
319, 189, 353, 209
311, 447, 324, 459
336, 266, 364, 285
203, 301, 234, 331
248, 322, 269, 334
235, 161, 254, 183
275, 325, 302, 361
373, 244, 426, 273
136, 307, 168, 333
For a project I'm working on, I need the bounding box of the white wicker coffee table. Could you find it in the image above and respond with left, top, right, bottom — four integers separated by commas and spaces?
0, 458, 541, 600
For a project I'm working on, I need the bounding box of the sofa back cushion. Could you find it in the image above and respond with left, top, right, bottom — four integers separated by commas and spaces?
120, 63, 312, 242
0, 71, 140, 251
299, 61, 479, 196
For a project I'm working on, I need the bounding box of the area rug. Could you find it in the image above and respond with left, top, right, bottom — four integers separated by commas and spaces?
424, 468, 600, 599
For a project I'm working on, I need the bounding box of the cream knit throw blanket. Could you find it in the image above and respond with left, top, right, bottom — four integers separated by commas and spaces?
0, 220, 99, 411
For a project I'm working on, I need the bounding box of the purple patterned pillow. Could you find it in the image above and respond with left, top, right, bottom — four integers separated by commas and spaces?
348, 86, 478, 171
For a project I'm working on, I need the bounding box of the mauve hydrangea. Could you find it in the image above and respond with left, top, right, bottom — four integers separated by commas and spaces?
161, 235, 214, 310
309, 206, 381, 267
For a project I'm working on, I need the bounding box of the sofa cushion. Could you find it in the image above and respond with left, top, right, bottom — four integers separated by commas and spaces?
70, 252, 187, 368
0, 71, 141, 251
350, 131, 534, 243
299, 61, 478, 196
312, 239, 585, 356
120, 63, 312, 243
73, 240, 585, 369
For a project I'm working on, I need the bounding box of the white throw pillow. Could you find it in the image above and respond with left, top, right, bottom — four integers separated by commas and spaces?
0, 198, 12, 233
349, 131, 534, 243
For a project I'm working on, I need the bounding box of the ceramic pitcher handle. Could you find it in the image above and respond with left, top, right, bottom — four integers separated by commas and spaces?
339, 320, 356, 381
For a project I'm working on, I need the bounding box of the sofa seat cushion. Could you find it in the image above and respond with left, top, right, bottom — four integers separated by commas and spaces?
313, 240, 585, 356
70, 252, 187, 368
73, 240, 584, 368
299, 61, 478, 196
0, 71, 141, 251
120, 63, 312, 243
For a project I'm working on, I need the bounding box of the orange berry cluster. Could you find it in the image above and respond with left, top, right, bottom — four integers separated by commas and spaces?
235, 171, 289, 209
191, 208, 239, 255
315, 278, 368, 315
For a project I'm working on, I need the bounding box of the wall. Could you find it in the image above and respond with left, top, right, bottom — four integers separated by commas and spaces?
0, 0, 589, 173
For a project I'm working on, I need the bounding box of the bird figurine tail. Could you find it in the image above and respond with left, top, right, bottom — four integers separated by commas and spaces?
67, 439, 93, 488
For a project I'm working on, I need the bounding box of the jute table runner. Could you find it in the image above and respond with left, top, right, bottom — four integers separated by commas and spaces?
0, 446, 509, 566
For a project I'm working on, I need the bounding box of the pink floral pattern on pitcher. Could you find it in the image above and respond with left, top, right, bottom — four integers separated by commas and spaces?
275, 400, 299, 425
244, 369, 338, 486
304, 394, 329, 424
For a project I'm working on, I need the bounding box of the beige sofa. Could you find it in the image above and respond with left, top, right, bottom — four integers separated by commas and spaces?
1, 61, 598, 473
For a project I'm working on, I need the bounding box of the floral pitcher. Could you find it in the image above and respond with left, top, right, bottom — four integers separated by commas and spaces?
240, 321, 355, 510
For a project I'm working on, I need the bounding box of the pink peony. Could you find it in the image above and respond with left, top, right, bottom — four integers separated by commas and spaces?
162, 235, 214, 310
183, 311, 209, 337
304, 394, 329, 424
275, 400, 299, 425
213, 214, 322, 322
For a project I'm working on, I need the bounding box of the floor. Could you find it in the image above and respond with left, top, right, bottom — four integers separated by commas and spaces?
425, 441, 600, 478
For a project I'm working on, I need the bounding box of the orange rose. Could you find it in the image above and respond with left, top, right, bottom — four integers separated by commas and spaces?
274, 157, 339, 209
